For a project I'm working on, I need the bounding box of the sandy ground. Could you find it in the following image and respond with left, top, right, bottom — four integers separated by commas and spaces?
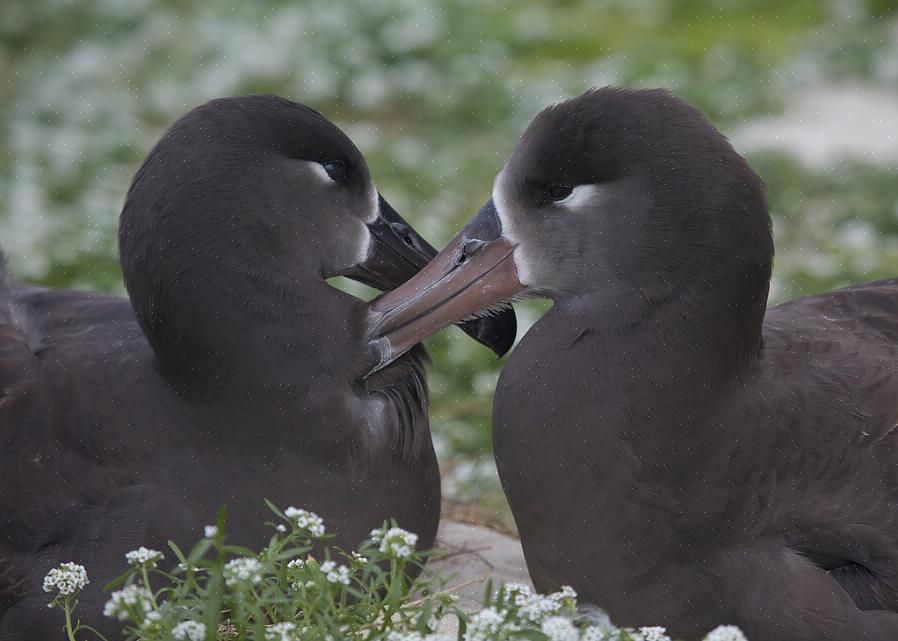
427, 520, 532, 637
733, 84, 898, 166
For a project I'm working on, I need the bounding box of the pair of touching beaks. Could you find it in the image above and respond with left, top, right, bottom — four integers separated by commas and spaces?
349, 195, 517, 365
366, 199, 522, 375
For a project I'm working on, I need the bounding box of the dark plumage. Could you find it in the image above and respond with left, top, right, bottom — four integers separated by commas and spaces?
368, 88, 898, 641
0, 95, 514, 639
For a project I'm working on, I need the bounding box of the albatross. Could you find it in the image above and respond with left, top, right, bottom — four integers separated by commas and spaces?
0, 94, 515, 639
368, 87, 898, 641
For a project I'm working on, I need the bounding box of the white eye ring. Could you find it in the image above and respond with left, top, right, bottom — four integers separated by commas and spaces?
307, 161, 334, 183
557, 184, 603, 210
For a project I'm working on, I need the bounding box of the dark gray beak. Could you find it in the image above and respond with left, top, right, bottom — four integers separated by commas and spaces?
365, 200, 524, 372
343, 195, 516, 357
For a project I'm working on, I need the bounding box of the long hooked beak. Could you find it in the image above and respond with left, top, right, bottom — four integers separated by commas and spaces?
366, 199, 523, 373
344, 195, 517, 358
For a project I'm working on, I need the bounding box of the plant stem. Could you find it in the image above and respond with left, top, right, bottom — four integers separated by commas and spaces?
63, 597, 78, 641
140, 567, 158, 610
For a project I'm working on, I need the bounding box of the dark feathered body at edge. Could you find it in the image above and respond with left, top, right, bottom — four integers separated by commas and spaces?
0, 95, 442, 640
485, 89, 898, 641
0, 276, 439, 639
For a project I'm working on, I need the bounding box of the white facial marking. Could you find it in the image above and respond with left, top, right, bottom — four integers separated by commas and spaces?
556, 184, 605, 211
492, 170, 533, 286
356, 221, 373, 264
306, 160, 334, 183
366, 182, 380, 224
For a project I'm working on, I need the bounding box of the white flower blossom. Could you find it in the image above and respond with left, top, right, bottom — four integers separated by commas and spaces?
204, 525, 218, 538
276, 524, 287, 533
386, 631, 442, 641
172, 620, 207, 641
42, 562, 89, 596
323, 561, 350, 585
223, 557, 264, 586
370, 526, 418, 558
287, 558, 305, 570
125, 547, 164, 567
464, 606, 505, 641
103, 584, 153, 621
580, 627, 608, 641
502, 583, 573, 623
703, 625, 749, 641
284, 507, 326, 536
639, 627, 671, 641
540, 616, 579, 641
265, 621, 297, 641
143, 610, 162, 626
351, 551, 368, 564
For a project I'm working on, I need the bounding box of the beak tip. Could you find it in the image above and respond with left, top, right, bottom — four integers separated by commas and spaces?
364, 337, 395, 378
461, 310, 517, 357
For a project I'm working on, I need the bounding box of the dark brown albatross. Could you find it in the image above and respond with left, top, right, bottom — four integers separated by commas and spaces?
367, 87, 898, 641
0, 94, 515, 640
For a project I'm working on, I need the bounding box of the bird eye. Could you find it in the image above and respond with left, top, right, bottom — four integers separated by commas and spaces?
322, 161, 347, 181
546, 184, 573, 201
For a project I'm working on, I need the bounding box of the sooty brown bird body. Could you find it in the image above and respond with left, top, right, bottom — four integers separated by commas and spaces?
368, 87, 898, 641
0, 95, 515, 640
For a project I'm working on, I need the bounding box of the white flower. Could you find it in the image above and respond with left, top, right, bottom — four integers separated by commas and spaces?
323, 562, 351, 585
284, 507, 326, 537
125, 547, 164, 567
223, 557, 264, 586
370, 526, 418, 558
519, 592, 563, 622
42, 562, 89, 596
276, 524, 287, 533
385, 632, 442, 641
464, 606, 505, 641
102, 584, 153, 621
143, 609, 162, 626
540, 616, 579, 641
581, 627, 608, 641
639, 627, 671, 641
287, 558, 305, 570
172, 620, 207, 641
351, 551, 368, 564
265, 622, 297, 641
703, 625, 748, 641
204, 525, 218, 538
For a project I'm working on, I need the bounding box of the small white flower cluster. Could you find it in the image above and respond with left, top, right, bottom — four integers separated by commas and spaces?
172, 620, 207, 641
125, 547, 165, 567
42, 562, 89, 596
638, 626, 672, 641
502, 583, 576, 623
703, 625, 749, 641
320, 560, 351, 585
204, 525, 218, 538
223, 557, 264, 587
284, 507, 326, 537
370, 526, 419, 558
385, 631, 442, 641
265, 622, 297, 641
465, 606, 506, 641
541, 616, 580, 641
103, 584, 153, 621
286, 558, 305, 570
351, 551, 368, 564
143, 610, 162, 626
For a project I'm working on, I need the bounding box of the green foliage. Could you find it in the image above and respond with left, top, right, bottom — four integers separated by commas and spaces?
42, 505, 749, 641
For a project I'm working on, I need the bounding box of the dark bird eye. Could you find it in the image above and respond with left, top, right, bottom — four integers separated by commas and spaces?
546, 184, 573, 201
322, 161, 346, 181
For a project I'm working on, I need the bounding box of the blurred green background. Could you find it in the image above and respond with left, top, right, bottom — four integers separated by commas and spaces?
3, 0, 897, 531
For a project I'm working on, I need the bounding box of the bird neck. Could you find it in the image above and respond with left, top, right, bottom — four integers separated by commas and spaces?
127, 264, 369, 401
556, 271, 769, 383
